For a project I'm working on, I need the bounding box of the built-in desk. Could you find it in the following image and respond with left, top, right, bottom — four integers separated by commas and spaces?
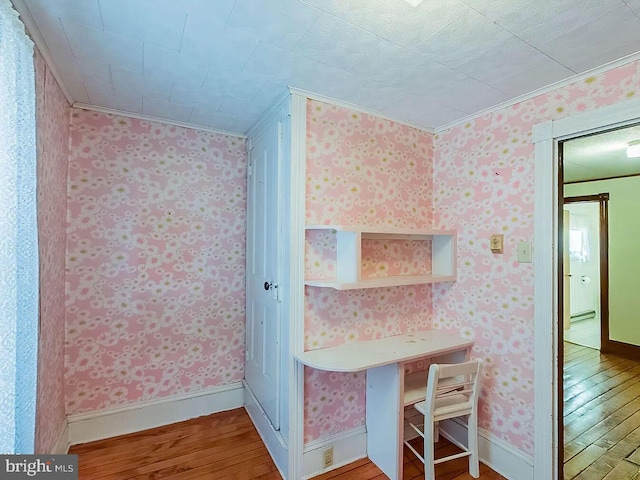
295, 330, 473, 480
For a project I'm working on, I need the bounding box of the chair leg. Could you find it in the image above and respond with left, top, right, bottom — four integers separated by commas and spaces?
468, 413, 479, 478
424, 421, 436, 480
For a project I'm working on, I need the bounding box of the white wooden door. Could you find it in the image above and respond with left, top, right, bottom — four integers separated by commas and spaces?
245, 120, 281, 430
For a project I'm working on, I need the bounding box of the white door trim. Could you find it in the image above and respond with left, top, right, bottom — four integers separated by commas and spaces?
532, 96, 640, 480
287, 91, 307, 480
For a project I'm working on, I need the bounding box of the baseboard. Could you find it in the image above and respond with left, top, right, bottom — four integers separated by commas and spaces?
302, 426, 367, 479
52, 417, 69, 454
439, 418, 533, 480
67, 382, 244, 446
243, 380, 287, 479
602, 339, 640, 360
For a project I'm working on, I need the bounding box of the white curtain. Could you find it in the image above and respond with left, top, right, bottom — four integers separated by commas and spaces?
0, 0, 38, 454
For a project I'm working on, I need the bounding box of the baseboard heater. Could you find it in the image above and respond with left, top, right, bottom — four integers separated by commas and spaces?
570, 310, 596, 322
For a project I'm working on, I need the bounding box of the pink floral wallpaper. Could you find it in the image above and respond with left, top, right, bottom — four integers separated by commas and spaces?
34, 49, 70, 453
433, 60, 640, 456
65, 110, 247, 414
304, 99, 434, 442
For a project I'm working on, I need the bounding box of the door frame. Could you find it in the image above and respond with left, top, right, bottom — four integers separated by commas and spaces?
532, 96, 640, 480
287, 92, 307, 480
566, 191, 640, 361
563, 194, 610, 352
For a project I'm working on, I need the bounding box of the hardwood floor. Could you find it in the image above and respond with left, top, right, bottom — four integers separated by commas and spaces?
69, 407, 505, 479
317, 436, 506, 480
564, 342, 640, 479
69, 408, 282, 480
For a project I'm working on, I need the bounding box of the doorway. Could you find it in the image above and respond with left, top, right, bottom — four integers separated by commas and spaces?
558, 124, 640, 479
531, 97, 640, 480
562, 195, 609, 351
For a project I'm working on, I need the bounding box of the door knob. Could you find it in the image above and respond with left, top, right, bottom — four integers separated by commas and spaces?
264, 281, 272, 291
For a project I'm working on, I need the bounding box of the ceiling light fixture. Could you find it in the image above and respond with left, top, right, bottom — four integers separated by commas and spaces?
627, 140, 640, 158
404, 0, 425, 6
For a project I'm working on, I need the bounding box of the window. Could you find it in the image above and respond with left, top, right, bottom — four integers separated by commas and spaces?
568, 213, 591, 263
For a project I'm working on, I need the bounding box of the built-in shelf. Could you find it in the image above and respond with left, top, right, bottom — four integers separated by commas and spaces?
305, 225, 457, 290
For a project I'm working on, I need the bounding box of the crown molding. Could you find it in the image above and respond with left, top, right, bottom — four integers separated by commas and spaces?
10, 0, 74, 106
72, 102, 247, 138
435, 51, 640, 134
289, 87, 434, 134
246, 90, 291, 138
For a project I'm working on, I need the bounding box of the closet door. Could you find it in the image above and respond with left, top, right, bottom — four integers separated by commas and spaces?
245, 118, 282, 430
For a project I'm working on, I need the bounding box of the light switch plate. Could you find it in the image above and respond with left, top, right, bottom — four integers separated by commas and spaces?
517, 241, 532, 263
490, 234, 504, 253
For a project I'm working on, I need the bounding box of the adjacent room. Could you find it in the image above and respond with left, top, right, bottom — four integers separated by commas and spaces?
562, 125, 640, 479
3, 0, 640, 479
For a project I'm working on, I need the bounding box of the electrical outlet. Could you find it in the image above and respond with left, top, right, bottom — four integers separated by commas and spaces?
322, 446, 334, 468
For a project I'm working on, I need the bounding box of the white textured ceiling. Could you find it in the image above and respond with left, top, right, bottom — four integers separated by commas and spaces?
11, 0, 640, 135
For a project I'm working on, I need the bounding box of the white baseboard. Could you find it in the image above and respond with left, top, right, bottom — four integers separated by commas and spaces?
302, 426, 367, 479
439, 418, 534, 480
243, 381, 287, 479
52, 418, 69, 454
67, 382, 244, 446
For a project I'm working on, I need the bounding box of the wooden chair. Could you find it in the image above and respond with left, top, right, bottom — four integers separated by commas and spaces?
404, 359, 482, 480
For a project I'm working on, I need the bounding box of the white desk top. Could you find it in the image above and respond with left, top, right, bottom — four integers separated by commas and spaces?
295, 330, 473, 372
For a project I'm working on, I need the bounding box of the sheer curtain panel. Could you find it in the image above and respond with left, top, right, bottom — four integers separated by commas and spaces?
0, 0, 39, 454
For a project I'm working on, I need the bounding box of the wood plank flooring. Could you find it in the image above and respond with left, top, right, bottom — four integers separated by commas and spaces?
69, 408, 281, 480
69, 407, 505, 479
316, 436, 506, 480
564, 342, 640, 479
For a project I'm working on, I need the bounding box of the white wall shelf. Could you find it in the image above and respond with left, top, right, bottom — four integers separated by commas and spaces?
305, 225, 457, 290
295, 330, 471, 372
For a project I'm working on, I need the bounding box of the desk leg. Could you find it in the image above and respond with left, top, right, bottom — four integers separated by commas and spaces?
366, 362, 403, 480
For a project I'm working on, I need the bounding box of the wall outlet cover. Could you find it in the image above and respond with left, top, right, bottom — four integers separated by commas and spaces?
322, 446, 334, 468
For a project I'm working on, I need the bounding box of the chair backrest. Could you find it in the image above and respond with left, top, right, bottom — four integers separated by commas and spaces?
424, 359, 482, 420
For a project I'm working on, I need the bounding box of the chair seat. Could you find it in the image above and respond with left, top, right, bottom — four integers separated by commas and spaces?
414, 394, 472, 421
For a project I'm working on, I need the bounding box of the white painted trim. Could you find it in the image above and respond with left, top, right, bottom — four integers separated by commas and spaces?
244, 380, 287, 479
246, 91, 291, 138
67, 382, 243, 445
533, 96, 640, 480
436, 52, 640, 134
549, 96, 640, 140
288, 92, 308, 480
72, 102, 247, 138
302, 426, 367, 479
532, 121, 559, 480
51, 418, 69, 454
289, 87, 433, 134
439, 419, 533, 480
11, 0, 74, 105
